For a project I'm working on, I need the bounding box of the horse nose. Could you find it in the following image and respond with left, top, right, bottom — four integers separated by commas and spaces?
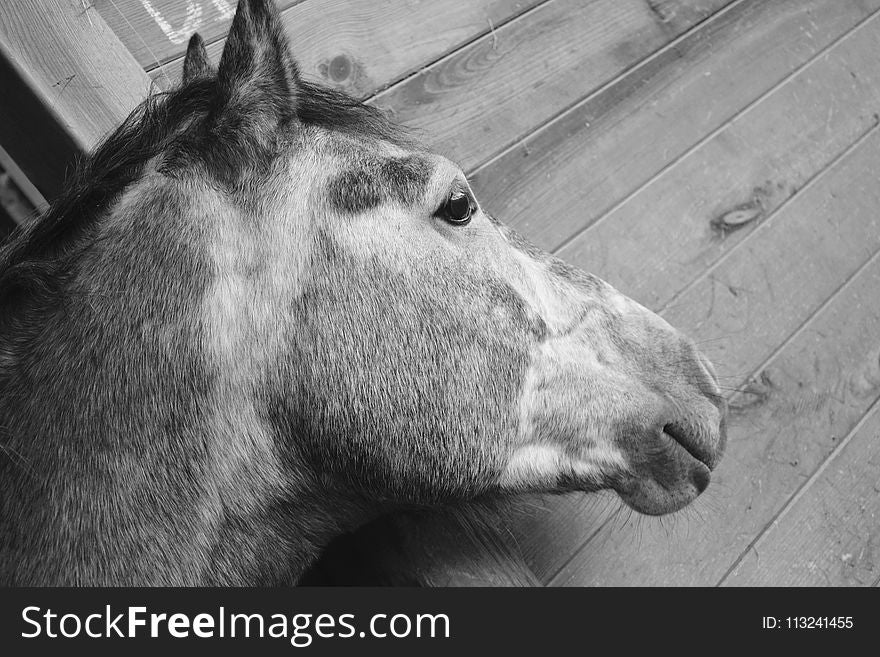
659, 343, 728, 471
638, 336, 727, 472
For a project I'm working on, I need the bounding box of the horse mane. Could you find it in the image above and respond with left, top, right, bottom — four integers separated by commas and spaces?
0, 76, 405, 300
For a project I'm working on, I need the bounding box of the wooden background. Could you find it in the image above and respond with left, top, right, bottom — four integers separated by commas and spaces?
3, 0, 880, 585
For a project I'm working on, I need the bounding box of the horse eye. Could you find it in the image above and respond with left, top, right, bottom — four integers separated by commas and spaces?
437, 192, 474, 225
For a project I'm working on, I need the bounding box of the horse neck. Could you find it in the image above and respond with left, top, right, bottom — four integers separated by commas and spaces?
0, 278, 365, 585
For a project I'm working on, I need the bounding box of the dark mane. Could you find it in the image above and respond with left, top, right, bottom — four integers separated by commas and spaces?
0, 76, 405, 296
297, 80, 406, 144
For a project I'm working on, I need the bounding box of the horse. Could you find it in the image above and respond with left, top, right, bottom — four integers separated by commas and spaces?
0, 0, 726, 585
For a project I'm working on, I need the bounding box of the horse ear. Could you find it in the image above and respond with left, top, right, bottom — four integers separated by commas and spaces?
216, 0, 299, 123
182, 33, 215, 83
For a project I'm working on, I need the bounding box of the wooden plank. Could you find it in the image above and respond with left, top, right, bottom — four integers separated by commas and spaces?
471, 0, 880, 252
723, 398, 880, 586
148, 0, 547, 97
546, 124, 880, 586
510, 15, 880, 580
369, 0, 733, 171
0, 0, 153, 201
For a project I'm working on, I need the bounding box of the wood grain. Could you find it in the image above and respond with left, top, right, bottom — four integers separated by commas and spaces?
470, 0, 880, 252
546, 124, 880, 585
147, 0, 547, 97
370, 0, 733, 171
0, 0, 153, 201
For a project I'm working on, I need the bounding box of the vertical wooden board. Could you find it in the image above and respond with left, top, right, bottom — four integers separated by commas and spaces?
470, 0, 880, 252
0, 1, 153, 151
0, 169, 36, 226
370, 0, 733, 171
557, 15, 880, 311
544, 129, 880, 586
150, 0, 548, 97
0, 0, 153, 200
0, 144, 46, 213
723, 401, 880, 586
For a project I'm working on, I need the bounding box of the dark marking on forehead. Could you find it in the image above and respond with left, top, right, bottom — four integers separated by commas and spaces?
326, 155, 434, 214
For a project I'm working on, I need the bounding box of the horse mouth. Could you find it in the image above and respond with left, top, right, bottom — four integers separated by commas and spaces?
611, 417, 721, 516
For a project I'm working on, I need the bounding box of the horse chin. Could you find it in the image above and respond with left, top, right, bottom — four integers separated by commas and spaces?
612, 458, 711, 516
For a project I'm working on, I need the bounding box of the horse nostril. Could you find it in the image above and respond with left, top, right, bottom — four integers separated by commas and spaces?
663, 422, 716, 470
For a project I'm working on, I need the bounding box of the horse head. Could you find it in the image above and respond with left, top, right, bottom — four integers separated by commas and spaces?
0, 0, 725, 584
